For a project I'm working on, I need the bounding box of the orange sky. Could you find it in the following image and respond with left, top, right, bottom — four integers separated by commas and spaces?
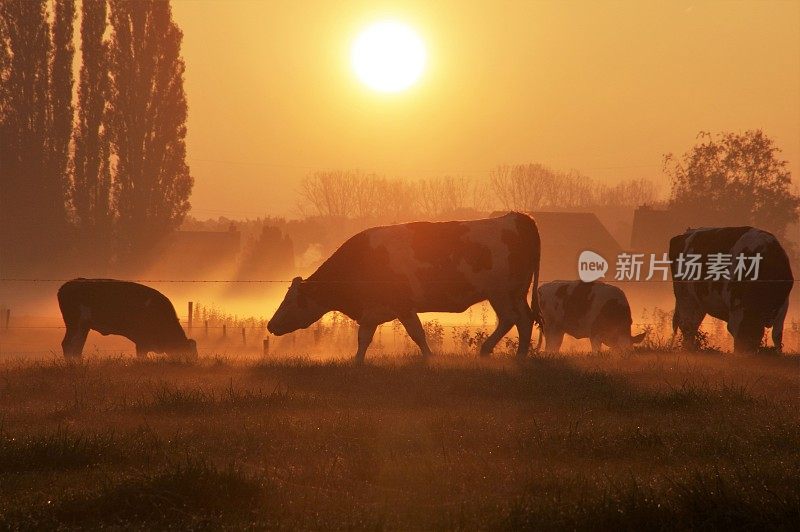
171, 0, 800, 219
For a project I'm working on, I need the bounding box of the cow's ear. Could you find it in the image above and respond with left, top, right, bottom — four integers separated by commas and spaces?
291, 276, 303, 287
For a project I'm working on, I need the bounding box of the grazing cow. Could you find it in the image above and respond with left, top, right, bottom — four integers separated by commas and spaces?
669, 227, 794, 352
267, 212, 543, 362
538, 280, 645, 352
57, 279, 197, 358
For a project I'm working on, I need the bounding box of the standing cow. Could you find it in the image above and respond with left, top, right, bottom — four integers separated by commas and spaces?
268, 212, 543, 362
58, 279, 197, 358
538, 280, 645, 352
669, 227, 794, 352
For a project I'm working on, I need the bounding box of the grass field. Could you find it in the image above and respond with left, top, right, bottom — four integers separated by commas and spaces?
0, 350, 797, 529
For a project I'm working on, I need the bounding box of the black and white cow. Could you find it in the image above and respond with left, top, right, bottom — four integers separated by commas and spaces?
538, 280, 645, 352
268, 212, 543, 362
669, 227, 794, 352
57, 279, 197, 358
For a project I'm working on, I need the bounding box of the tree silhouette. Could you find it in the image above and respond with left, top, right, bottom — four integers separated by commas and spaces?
0, 0, 71, 273
666, 130, 800, 239
47, 0, 75, 241
72, 0, 112, 270
490, 163, 656, 211
107, 0, 192, 262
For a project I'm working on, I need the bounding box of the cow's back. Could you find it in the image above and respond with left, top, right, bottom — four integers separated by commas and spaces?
305, 212, 540, 317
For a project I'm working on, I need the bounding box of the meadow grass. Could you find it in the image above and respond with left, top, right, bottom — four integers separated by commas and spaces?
0, 350, 797, 529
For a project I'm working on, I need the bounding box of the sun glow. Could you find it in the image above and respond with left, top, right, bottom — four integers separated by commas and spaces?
351, 20, 427, 93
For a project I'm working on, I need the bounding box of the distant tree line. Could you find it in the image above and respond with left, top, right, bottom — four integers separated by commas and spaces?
297, 130, 798, 244
0, 0, 191, 275
298, 167, 658, 222
185, 129, 798, 277
298, 171, 492, 222
490, 164, 658, 211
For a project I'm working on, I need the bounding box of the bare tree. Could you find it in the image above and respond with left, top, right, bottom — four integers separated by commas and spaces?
300, 170, 420, 221
490, 164, 566, 211
595, 177, 659, 207
376, 177, 416, 222
489, 162, 662, 212
414, 176, 470, 217
299, 170, 359, 219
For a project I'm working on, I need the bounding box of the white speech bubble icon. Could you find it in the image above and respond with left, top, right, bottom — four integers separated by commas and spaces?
578, 250, 608, 282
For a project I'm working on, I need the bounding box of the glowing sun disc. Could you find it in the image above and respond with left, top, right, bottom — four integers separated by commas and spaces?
351, 21, 427, 93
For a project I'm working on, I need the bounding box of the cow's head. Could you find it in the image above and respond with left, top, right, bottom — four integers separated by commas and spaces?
267, 277, 327, 335
614, 330, 647, 350
185, 338, 198, 357
171, 338, 197, 358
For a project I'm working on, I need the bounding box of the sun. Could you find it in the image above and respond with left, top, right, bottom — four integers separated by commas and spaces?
351, 20, 427, 93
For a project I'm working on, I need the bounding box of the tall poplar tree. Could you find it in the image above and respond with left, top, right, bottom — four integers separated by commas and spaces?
46, 0, 75, 248
72, 0, 112, 269
107, 0, 192, 262
0, 1, 54, 272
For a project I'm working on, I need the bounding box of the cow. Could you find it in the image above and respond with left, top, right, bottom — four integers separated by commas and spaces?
267, 212, 543, 362
669, 227, 794, 352
538, 280, 646, 352
57, 278, 197, 359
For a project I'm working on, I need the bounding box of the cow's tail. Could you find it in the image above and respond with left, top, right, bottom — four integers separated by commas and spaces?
670, 306, 679, 348
771, 298, 789, 351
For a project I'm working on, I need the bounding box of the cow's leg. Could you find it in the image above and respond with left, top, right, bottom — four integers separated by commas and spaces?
398, 313, 432, 357
480, 299, 515, 356
135, 344, 149, 358
480, 319, 514, 356
676, 307, 705, 351
544, 329, 564, 353
62, 325, 89, 358
354, 322, 377, 364
513, 298, 534, 358
771, 299, 789, 351
590, 337, 602, 352
731, 312, 763, 353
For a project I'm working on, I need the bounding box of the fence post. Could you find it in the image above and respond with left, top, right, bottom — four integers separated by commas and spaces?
4, 308, 9, 330
204, 320, 209, 338
222, 324, 227, 339
188, 302, 193, 333
263, 337, 269, 356
241, 327, 246, 346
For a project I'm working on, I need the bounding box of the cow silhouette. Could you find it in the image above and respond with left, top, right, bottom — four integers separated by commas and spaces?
669, 227, 793, 352
268, 212, 543, 362
538, 280, 645, 352
58, 278, 197, 358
